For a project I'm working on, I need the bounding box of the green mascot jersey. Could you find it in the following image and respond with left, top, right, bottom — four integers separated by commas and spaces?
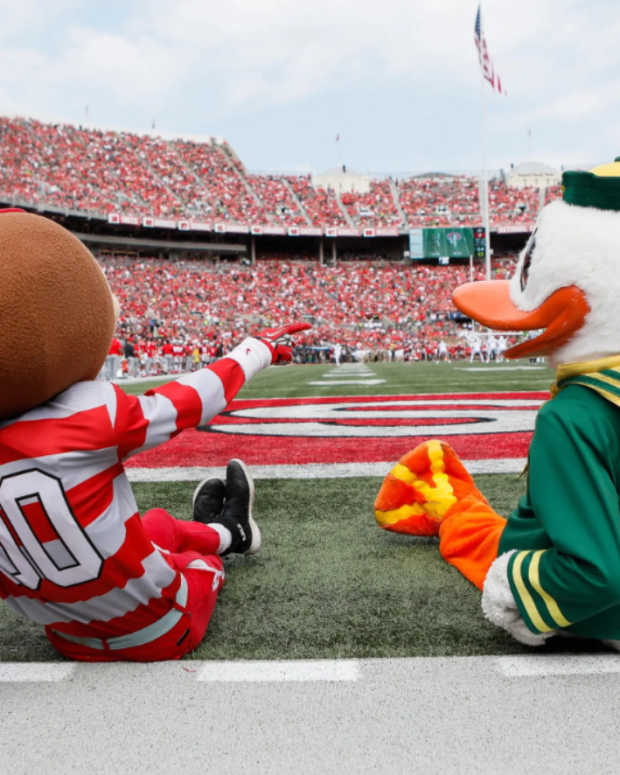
500, 382, 620, 639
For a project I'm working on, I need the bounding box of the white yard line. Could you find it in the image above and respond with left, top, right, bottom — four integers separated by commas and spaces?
196, 659, 360, 682
126, 458, 527, 481
0, 662, 76, 681
457, 365, 546, 371
307, 379, 386, 385
493, 654, 620, 677
3, 655, 620, 682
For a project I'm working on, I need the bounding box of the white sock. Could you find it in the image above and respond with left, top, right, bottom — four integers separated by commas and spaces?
208, 523, 233, 554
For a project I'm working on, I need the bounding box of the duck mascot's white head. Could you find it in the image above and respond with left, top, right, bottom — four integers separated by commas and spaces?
454, 159, 620, 368
375, 160, 620, 650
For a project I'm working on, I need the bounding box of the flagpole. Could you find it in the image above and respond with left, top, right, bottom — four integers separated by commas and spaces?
480, 72, 491, 281
475, 2, 494, 281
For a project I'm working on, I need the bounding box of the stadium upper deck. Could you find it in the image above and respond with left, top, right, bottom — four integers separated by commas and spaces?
0, 116, 555, 237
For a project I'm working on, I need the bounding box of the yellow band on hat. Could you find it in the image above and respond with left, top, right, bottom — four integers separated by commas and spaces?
589, 161, 620, 177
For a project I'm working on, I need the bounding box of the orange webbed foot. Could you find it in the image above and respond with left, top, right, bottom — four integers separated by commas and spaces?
374, 439, 477, 536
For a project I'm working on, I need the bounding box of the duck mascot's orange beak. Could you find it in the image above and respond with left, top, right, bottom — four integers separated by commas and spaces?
452, 280, 589, 359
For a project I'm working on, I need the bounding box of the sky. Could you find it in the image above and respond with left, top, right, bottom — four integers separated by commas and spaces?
0, 0, 618, 177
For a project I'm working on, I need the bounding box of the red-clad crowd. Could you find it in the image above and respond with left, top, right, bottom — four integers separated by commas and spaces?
0, 116, 562, 230
544, 184, 563, 205
284, 176, 350, 228
99, 253, 520, 377
488, 180, 541, 225
395, 176, 480, 227
341, 179, 403, 228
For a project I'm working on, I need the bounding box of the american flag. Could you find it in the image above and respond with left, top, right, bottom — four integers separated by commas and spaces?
474, 5, 506, 95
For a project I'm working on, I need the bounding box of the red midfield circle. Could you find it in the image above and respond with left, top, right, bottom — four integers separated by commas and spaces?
124, 391, 547, 468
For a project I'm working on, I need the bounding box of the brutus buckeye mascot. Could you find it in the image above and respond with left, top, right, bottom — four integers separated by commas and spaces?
0, 209, 309, 661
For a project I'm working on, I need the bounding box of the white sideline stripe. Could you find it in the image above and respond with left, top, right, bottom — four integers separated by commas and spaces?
197, 659, 360, 682
2, 655, 617, 683
494, 655, 620, 677
321, 372, 375, 378
457, 366, 546, 372
0, 663, 76, 682
126, 458, 526, 482
308, 379, 386, 386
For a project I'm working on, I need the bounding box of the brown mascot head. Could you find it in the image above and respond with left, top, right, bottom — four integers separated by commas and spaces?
0, 210, 116, 418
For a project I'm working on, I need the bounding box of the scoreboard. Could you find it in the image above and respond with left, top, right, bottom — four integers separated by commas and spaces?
473, 227, 486, 259
408, 227, 486, 261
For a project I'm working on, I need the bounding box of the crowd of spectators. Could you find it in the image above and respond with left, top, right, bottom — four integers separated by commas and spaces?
488, 180, 541, 226
246, 174, 309, 226
0, 116, 556, 231
284, 176, 349, 228
395, 176, 480, 227
544, 184, 563, 206
341, 179, 402, 228
100, 252, 521, 377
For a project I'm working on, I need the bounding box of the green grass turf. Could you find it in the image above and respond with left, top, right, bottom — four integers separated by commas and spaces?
0, 474, 606, 661
4, 360, 594, 661
119, 359, 555, 399
0, 360, 573, 662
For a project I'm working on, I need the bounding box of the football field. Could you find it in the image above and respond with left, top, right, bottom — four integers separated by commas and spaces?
3, 357, 608, 663
5, 359, 620, 775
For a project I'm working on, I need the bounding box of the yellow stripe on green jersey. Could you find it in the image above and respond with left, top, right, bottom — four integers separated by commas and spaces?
561, 373, 620, 406
528, 550, 571, 628
499, 370, 620, 640
510, 552, 552, 633
552, 357, 620, 408
508, 551, 572, 633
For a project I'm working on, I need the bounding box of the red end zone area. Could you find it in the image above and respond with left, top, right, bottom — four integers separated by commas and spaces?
125, 391, 547, 469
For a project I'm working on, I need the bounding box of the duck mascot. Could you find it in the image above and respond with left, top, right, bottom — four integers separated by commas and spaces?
375, 160, 620, 648
0, 208, 309, 661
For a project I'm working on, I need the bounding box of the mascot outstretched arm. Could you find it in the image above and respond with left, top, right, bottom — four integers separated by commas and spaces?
375, 160, 620, 649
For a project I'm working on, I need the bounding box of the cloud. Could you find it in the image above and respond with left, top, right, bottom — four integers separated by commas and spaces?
135, 0, 479, 109
0, 0, 79, 41
1, 0, 612, 119
0, 0, 619, 171
59, 27, 186, 98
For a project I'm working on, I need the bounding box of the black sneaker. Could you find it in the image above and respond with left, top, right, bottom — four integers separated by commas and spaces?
192, 478, 225, 524
220, 459, 261, 555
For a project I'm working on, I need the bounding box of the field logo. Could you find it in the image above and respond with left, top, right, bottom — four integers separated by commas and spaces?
209, 393, 542, 438
126, 391, 547, 470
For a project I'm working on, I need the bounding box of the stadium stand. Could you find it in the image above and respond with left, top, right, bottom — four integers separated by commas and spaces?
0, 115, 534, 367
246, 174, 309, 226
100, 254, 520, 375
488, 179, 540, 227
544, 184, 563, 206
283, 176, 350, 228
0, 116, 557, 231
341, 179, 403, 228
395, 176, 480, 228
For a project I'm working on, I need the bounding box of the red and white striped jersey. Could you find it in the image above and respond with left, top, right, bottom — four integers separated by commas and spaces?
0, 339, 271, 641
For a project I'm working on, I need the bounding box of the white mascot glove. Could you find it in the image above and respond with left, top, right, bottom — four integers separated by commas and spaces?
226, 321, 311, 381
481, 551, 555, 647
